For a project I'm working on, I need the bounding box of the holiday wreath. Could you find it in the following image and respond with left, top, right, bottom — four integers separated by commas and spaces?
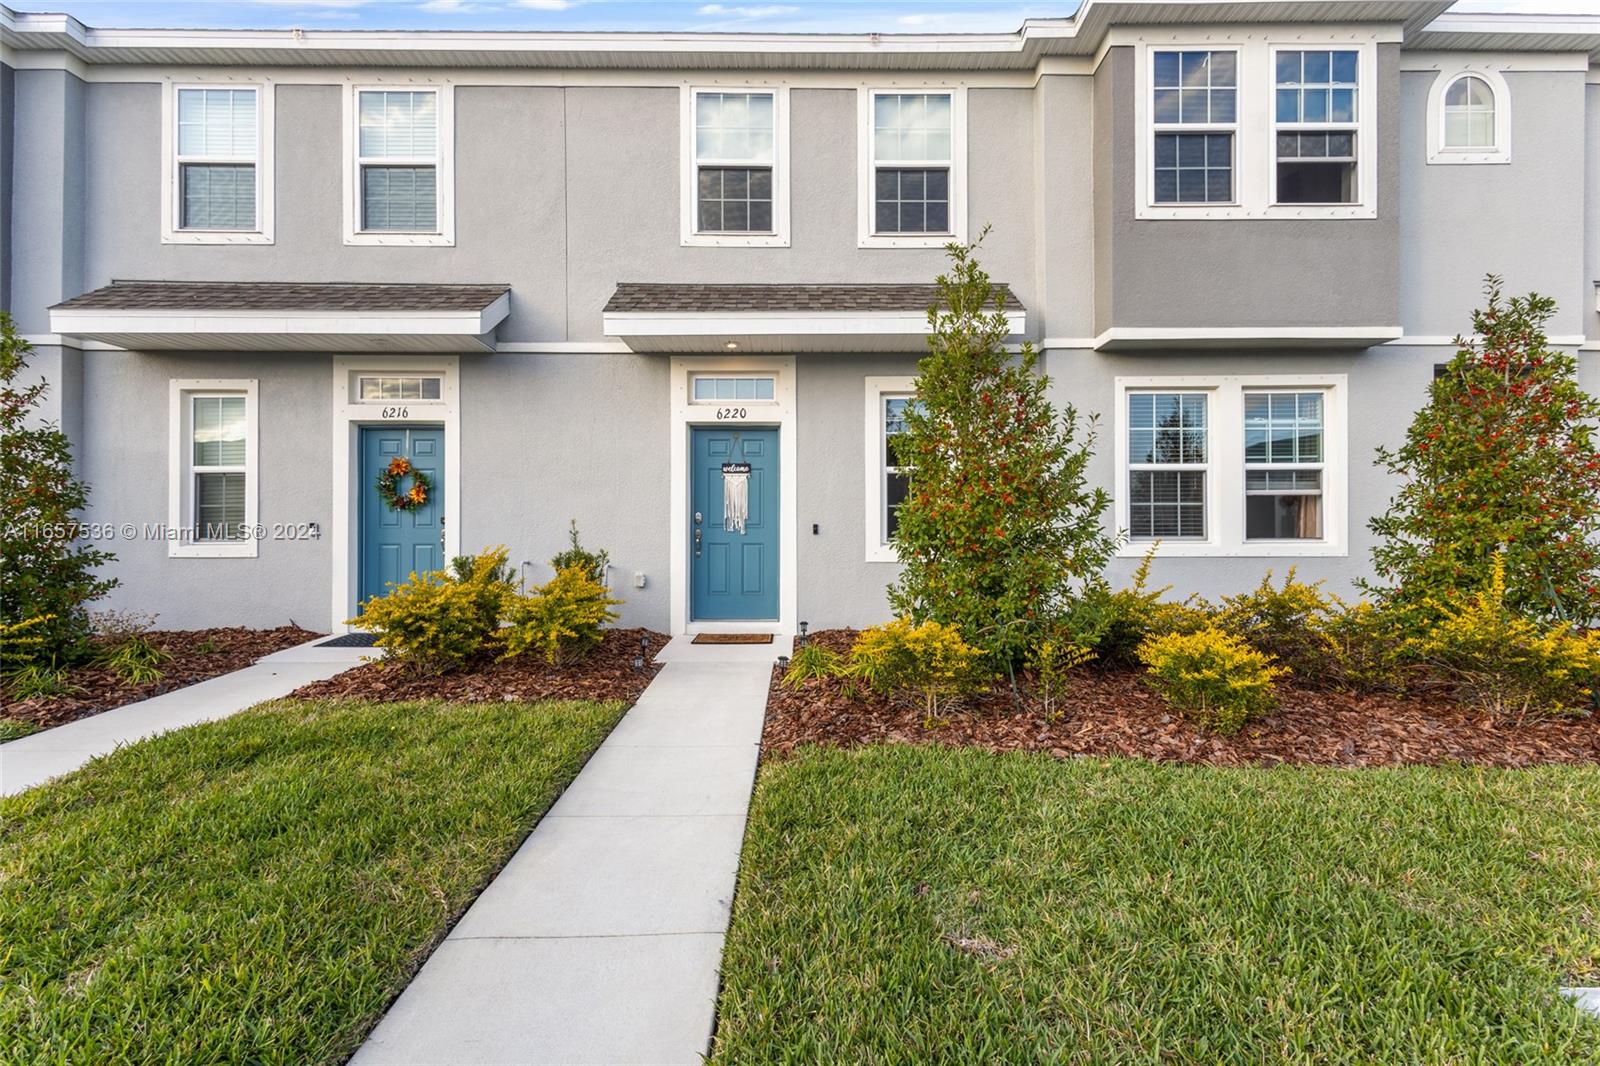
376, 456, 433, 511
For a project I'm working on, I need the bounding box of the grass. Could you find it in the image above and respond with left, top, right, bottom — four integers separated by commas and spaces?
0, 697, 625, 1064
713, 746, 1600, 1064
0, 719, 41, 742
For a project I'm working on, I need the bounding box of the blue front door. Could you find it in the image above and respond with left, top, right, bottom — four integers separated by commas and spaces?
359, 425, 445, 610
691, 426, 779, 621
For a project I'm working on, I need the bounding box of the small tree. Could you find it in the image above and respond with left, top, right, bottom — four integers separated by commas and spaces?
1365, 277, 1600, 627
1, 315, 118, 659
888, 235, 1114, 666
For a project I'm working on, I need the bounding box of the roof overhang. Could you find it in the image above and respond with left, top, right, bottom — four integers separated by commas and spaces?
603, 308, 1026, 354
48, 283, 511, 353
1095, 325, 1404, 352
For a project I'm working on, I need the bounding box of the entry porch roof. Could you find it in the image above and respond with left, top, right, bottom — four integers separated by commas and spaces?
48, 280, 512, 352
601, 282, 1027, 353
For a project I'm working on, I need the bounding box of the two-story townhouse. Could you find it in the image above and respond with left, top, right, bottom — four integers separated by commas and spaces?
1, 0, 1597, 637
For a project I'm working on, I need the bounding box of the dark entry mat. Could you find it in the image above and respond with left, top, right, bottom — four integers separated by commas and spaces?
691, 633, 774, 645
316, 632, 378, 648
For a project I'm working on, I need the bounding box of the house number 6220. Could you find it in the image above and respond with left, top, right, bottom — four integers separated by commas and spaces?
715, 407, 748, 420
380, 406, 410, 419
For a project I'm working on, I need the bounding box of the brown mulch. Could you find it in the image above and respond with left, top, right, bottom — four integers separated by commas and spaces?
1, 626, 321, 731
288, 628, 671, 705
765, 629, 1600, 769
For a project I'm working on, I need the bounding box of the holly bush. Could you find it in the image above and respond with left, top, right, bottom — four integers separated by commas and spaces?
1366, 277, 1600, 628
888, 234, 1114, 666
0, 314, 117, 660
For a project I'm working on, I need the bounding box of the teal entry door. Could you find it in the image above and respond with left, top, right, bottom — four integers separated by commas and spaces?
359, 425, 444, 610
691, 426, 779, 621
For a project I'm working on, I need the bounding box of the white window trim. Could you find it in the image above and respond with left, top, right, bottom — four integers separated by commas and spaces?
864, 375, 915, 563
342, 83, 455, 247
1425, 65, 1511, 165
1113, 374, 1348, 558
1149, 46, 1241, 208
688, 372, 780, 404
1267, 44, 1365, 209
1134, 34, 1378, 220
857, 86, 968, 248
350, 372, 448, 404
160, 81, 274, 245
168, 379, 259, 559
680, 85, 791, 248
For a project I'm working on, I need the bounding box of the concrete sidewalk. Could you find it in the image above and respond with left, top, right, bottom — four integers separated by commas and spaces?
0, 638, 367, 797
351, 635, 784, 1066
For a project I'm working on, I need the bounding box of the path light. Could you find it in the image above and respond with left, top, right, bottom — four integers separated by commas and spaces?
634, 634, 650, 672
776, 655, 790, 672
797, 621, 808, 647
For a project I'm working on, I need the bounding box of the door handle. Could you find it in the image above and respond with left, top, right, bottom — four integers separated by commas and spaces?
694, 526, 702, 557
440, 513, 446, 550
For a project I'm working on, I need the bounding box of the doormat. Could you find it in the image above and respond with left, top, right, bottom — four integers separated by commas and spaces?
317, 632, 378, 648
691, 633, 773, 645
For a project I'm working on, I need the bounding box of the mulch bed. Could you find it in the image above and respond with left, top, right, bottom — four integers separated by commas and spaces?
1, 626, 320, 732
764, 629, 1600, 769
288, 628, 671, 705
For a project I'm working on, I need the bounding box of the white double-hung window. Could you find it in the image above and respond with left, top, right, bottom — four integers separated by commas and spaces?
163, 84, 273, 243
1151, 50, 1237, 204
683, 88, 789, 246
169, 380, 259, 559
859, 89, 966, 247
346, 86, 454, 245
864, 376, 916, 562
1117, 376, 1346, 557
1273, 49, 1360, 204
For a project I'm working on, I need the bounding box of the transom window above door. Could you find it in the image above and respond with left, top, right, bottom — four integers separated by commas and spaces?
691, 375, 776, 402
356, 375, 443, 401
859, 88, 966, 247
682, 87, 789, 247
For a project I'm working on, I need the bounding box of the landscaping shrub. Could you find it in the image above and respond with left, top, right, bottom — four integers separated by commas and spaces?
888, 235, 1114, 667
1319, 600, 1406, 695
1367, 277, 1600, 628
1408, 555, 1600, 719
4, 663, 77, 700
94, 633, 170, 686
1216, 569, 1342, 676
446, 546, 516, 634
1066, 546, 1212, 666
499, 566, 621, 666
0, 314, 117, 659
845, 618, 988, 722
549, 520, 611, 585
782, 643, 841, 689
1027, 630, 1095, 720
0, 614, 53, 674
1137, 627, 1287, 734
351, 547, 514, 674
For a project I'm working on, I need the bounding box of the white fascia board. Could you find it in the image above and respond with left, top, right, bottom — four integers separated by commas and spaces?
1094, 325, 1402, 350
51, 294, 509, 338
604, 309, 1025, 338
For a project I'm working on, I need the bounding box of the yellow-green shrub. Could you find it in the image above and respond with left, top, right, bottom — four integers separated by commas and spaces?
1217, 569, 1338, 672
1028, 631, 1096, 720
1319, 601, 1405, 694
781, 643, 841, 689
1137, 627, 1288, 735
350, 546, 514, 674
1408, 555, 1600, 718
846, 618, 988, 720
498, 566, 621, 666
0, 614, 53, 674
1066, 545, 1213, 665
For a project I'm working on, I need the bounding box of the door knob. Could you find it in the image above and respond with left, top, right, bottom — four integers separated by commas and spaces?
694, 511, 703, 525
694, 527, 702, 557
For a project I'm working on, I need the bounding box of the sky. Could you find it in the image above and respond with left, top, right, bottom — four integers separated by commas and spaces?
3, 0, 1594, 35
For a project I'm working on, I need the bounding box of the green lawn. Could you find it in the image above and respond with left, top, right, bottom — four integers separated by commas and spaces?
714, 746, 1600, 1064
0, 718, 41, 742
0, 697, 625, 1064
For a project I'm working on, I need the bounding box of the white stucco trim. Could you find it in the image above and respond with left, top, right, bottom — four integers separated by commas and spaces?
1133, 31, 1380, 221
679, 84, 791, 248
167, 378, 259, 559
668, 356, 797, 636
1094, 325, 1401, 349
1423, 64, 1511, 165
329, 355, 461, 632
159, 79, 275, 245
856, 86, 968, 249
863, 375, 915, 564
1112, 374, 1349, 559
341, 82, 456, 247
605, 308, 1022, 339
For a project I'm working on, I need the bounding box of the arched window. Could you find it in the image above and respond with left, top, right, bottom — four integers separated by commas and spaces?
1443, 74, 1496, 149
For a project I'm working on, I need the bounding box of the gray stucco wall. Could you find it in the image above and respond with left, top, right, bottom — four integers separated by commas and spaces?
1588, 82, 1600, 343
1399, 68, 1588, 339
2, 61, 14, 314
1093, 45, 1402, 334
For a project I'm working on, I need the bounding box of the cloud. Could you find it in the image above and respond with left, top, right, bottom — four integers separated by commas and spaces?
417, 0, 490, 11
696, 4, 801, 18
511, 0, 577, 9
251, 0, 369, 7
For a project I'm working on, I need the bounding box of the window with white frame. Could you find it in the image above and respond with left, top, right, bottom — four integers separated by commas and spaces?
164, 84, 272, 243
690, 374, 777, 403
860, 90, 964, 246
347, 86, 452, 244
1273, 49, 1360, 204
864, 376, 915, 561
694, 92, 774, 233
881, 394, 915, 543
1427, 68, 1510, 165
170, 381, 258, 558
1443, 75, 1495, 148
1151, 50, 1237, 204
1117, 377, 1345, 556
356, 374, 442, 401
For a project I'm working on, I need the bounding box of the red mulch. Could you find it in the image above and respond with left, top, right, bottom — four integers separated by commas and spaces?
288, 628, 670, 705
765, 629, 1600, 769
1, 626, 321, 731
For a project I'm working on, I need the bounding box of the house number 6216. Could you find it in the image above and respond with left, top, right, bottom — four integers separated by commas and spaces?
715, 407, 747, 420
380, 406, 410, 419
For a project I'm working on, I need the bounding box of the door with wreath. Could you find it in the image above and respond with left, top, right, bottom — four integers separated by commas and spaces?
359, 425, 444, 609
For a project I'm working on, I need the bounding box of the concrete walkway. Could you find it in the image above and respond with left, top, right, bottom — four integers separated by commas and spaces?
0, 638, 368, 797
352, 634, 785, 1066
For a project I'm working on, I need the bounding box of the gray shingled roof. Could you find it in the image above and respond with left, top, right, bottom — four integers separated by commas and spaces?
604, 282, 1023, 315
51, 280, 511, 313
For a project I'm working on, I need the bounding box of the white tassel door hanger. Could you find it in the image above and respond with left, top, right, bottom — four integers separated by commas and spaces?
722, 462, 751, 534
